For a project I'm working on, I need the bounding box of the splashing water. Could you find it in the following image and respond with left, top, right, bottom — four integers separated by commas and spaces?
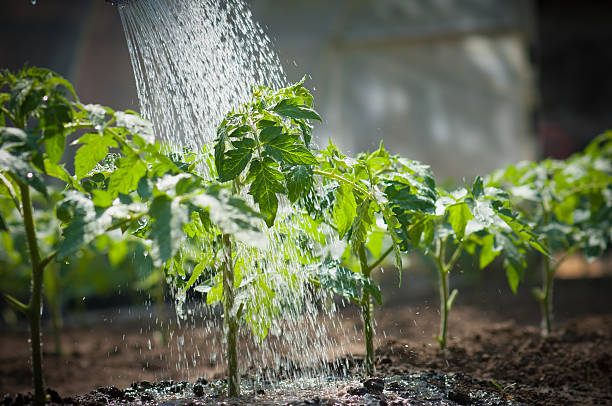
119, 0, 285, 152
119, 0, 353, 385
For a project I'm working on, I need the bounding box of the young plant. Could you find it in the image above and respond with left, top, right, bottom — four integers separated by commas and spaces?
209, 77, 321, 396
0, 67, 263, 403
487, 132, 612, 336
388, 175, 548, 349
307, 142, 427, 375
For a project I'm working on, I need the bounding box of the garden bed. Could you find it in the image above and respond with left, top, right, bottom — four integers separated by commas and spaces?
1, 276, 610, 405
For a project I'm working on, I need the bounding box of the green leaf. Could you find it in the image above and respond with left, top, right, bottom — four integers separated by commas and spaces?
333, 183, 357, 239
92, 189, 113, 208
74, 133, 117, 179
479, 233, 501, 268
285, 165, 313, 203
259, 125, 282, 143
56, 192, 110, 259
351, 199, 375, 248
108, 240, 128, 266
115, 111, 154, 144
108, 157, 147, 196
0, 150, 47, 197
472, 176, 484, 199
0, 212, 7, 231
263, 133, 317, 165
183, 261, 206, 292
381, 206, 403, 272
447, 202, 473, 240
44, 132, 64, 164
149, 196, 189, 266
214, 124, 228, 175
191, 186, 264, 248
83, 104, 107, 130
272, 98, 321, 121
505, 262, 521, 294
219, 148, 252, 182
247, 158, 285, 227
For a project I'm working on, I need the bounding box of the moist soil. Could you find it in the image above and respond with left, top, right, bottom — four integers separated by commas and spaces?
1, 274, 611, 405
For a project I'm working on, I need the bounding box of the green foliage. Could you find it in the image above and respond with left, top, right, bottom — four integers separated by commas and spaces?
214, 77, 320, 226
488, 132, 612, 263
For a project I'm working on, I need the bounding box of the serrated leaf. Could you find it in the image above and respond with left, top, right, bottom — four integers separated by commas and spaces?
44, 132, 64, 164
259, 125, 282, 143
83, 104, 107, 130
191, 186, 264, 248
333, 183, 357, 239
219, 148, 252, 182
149, 196, 189, 266
214, 124, 228, 174
56, 192, 111, 259
263, 133, 317, 165
351, 199, 375, 248
381, 206, 403, 272
471, 176, 484, 199
115, 111, 154, 144
74, 133, 117, 179
272, 98, 321, 121
479, 233, 501, 268
247, 158, 285, 227
505, 262, 521, 294
447, 202, 473, 240
285, 165, 313, 203
108, 157, 147, 196
0, 150, 47, 197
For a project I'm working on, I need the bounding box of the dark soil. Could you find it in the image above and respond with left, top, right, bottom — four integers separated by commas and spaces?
1, 275, 611, 405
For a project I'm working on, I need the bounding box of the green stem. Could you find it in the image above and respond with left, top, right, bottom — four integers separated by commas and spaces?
358, 243, 375, 376
20, 183, 45, 405
312, 169, 373, 199
432, 239, 464, 349
222, 234, 240, 397
366, 245, 394, 273
539, 257, 554, 337
438, 267, 450, 350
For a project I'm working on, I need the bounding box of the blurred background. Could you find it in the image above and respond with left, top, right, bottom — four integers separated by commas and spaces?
1, 0, 611, 180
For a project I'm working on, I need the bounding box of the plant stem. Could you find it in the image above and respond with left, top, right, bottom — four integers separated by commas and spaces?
366, 245, 394, 273
437, 267, 449, 350
222, 234, 240, 397
20, 183, 45, 405
358, 243, 375, 376
539, 257, 554, 337
312, 169, 373, 199
431, 238, 464, 349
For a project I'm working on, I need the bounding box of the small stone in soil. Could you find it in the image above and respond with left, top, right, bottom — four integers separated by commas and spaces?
193, 384, 204, 397
364, 378, 385, 393
45, 388, 62, 403
348, 386, 369, 396
447, 390, 471, 404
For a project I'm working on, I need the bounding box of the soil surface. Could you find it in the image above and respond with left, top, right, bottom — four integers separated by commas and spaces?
1, 274, 611, 405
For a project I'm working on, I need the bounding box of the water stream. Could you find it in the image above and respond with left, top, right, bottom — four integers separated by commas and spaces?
118, 0, 353, 390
